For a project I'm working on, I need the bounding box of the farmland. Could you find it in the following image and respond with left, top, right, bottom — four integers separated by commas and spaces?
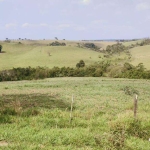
0, 40, 127, 71
0, 77, 150, 149
0, 40, 150, 149
130, 45, 150, 69
0, 39, 150, 71
0, 40, 104, 70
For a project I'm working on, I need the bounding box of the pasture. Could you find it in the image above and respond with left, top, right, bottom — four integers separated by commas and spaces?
130, 45, 150, 69
0, 40, 104, 71
122, 40, 142, 47
0, 39, 150, 149
0, 40, 119, 71
0, 39, 150, 71
0, 77, 150, 149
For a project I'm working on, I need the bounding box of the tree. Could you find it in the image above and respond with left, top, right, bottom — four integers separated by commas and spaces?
49, 41, 66, 46
55, 37, 58, 40
76, 60, 85, 68
0, 45, 2, 53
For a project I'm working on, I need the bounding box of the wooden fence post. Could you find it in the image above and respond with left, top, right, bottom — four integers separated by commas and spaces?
69, 94, 74, 124
134, 94, 138, 118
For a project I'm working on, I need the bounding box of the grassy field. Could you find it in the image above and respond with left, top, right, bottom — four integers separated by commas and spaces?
0, 40, 150, 70
0, 40, 119, 71
0, 41, 101, 70
121, 40, 150, 69
122, 40, 143, 47
130, 45, 150, 69
0, 40, 150, 149
0, 77, 150, 149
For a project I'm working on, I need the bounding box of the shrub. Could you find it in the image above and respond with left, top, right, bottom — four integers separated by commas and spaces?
84, 43, 99, 50
106, 43, 126, 54
76, 60, 85, 68
0, 45, 2, 53
49, 41, 66, 46
0, 62, 150, 82
122, 86, 139, 96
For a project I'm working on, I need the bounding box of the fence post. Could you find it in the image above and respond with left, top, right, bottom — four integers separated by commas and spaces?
69, 94, 74, 124
134, 94, 138, 118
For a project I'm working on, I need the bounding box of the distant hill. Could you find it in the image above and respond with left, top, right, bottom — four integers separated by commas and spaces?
0, 40, 103, 70
129, 45, 150, 69
0, 39, 150, 70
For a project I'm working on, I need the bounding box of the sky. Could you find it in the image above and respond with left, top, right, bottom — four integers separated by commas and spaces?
0, 0, 150, 40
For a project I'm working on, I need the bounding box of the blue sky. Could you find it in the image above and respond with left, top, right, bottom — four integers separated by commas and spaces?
0, 0, 150, 40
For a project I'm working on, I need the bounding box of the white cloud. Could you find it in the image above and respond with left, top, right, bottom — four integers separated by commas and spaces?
92, 20, 106, 24
39, 23, 48, 27
22, 23, 31, 28
94, 1, 117, 9
74, 25, 86, 31
136, 2, 150, 11
39, 9, 49, 15
5, 23, 17, 29
22, 23, 49, 28
0, 0, 4, 2
81, 0, 91, 5
58, 24, 70, 28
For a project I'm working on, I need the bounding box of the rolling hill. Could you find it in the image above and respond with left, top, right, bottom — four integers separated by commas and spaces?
0, 40, 102, 70
129, 45, 150, 69
0, 39, 150, 70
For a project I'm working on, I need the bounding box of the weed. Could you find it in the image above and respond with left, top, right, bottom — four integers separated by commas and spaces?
21, 109, 40, 117
126, 119, 150, 140
122, 86, 139, 96
0, 115, 12, 124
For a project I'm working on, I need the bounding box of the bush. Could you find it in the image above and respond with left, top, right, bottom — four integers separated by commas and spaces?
122, 86, 139, 96
76, 60, 85, 68
0, 45, 2, 53
0, 62, 150, 82
49, 41, 66, 46
84, 43, 99, 50
106, 43, 126, 54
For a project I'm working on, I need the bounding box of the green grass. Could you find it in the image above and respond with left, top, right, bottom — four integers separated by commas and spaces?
130, 45, 150, 69
1, 40, 150, 71
0, 40, 131, 71
122, 40, 143, 46
0, 77, 150, 149
0, 40, 150, 149
0, 41, 104, 70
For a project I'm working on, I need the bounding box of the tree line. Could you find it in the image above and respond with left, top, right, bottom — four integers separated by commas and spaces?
0, 61, 150, 82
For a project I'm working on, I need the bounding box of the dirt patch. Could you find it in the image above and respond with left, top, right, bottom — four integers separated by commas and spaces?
0, 94, 70, 110
0, 141, 8, 146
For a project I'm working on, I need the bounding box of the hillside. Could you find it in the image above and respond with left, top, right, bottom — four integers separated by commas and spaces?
0, 40, 150, 71
130, 45, 150, 69
0, 40, 102, 70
